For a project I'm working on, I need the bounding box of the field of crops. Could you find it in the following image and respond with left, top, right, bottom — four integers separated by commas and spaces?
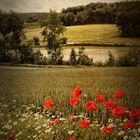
0, 67, 140, 140
24, 24, 140, 46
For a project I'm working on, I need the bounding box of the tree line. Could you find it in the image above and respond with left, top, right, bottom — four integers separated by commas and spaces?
0, 1, 140, 65
59, 1, 140, 37
17, 1, 140, 37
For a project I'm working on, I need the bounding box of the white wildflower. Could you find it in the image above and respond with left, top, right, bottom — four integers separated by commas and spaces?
0, 131, 4, 135
123, 135, 128, 140
83, 94, 88, 97
13, 121, 18, 126
51, 131, 55, 134
59, 118, 66, 121
35, 126, 41, 131
52, 115, 55, 118
20, 118, 26, 122
108, 119, 113, 123
27, 136, 31, 139
0, 113, 4, 118
68, 130, 74, 135
16, 131, 23, 137
45, 128, 52, 133
42, 124, 47, 127
33, 135, 37, 138
3, 124, 12, 130
118, 131, 125, 136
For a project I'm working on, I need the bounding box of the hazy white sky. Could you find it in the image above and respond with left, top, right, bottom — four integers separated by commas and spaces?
0, 0, 132, 13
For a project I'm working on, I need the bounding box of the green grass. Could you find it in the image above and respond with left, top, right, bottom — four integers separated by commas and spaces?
0, 67, 140, 140
24, 24, 140, 46
0, 67, 140, 107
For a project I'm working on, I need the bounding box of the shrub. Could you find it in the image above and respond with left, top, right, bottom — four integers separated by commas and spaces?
59, 37, 67, 44
19, 42, 34, 64
107, 51, 115, 67
116, 55, 135, 67
77, 47, 93, 66
127, 48, 140, 66
69, 48, 77, 65
33, 36, 40, 46
32, 50, 43, 64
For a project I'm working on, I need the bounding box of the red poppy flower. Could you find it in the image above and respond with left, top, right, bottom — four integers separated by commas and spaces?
124, 121, 138, 129
70, 97, 80, 106
43, 99, 54, 110
51, 118, 59, 127
86, 101, 98, 111
97, 95, 106, 102
79, 119, 90, 128
73, 86, 82, 97
104, 101, 116, 110
70, 137, 76, 140
112, 106, 126, 117
129, 109, 140, 120
113, 90, 125, 99
102, 126, 113, 135
70, 115, 77, 122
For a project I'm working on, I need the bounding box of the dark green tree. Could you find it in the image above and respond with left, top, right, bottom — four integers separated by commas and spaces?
107, 51, 115, 66
69, 48, 77, 65
77, 47, 93, 66
41, 10, 66, 65
0, 12, 11, 57
115, 1, 140, 37
9, 12, 25, 60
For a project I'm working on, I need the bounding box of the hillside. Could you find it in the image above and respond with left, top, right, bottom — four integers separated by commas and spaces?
24, 24, 140, 46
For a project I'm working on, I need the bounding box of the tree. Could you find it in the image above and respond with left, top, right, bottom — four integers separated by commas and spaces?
69, 48, 77, 65
41, 10, 66, 64
128, 48, 140, 66
77, 47, 93, 66
107, 51, 115, 66
0, 12, 11, 57
9, 12, 25, 60
115, 1, 140, 37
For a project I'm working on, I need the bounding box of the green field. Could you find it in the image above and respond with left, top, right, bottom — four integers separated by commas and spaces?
0, 67, 140, 139
25, 24, 140, 46
0, 67, 140, 106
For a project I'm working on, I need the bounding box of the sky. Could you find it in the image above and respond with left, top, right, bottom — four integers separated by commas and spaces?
0, 0, 132, 13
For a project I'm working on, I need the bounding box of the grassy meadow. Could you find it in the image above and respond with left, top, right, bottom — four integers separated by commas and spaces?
24, 24, 140, 46
0, 67, 140, 139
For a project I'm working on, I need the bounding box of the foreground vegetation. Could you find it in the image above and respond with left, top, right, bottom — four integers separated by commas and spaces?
0, 67, 140, 139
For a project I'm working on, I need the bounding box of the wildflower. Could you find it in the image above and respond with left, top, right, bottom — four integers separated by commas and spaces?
112, 106, 127, 117
104, 101, 116, 110
73, 86, 82, 97
68, 130, 74, 135
123, 135, 129, 140
3, 124, 12, 130
129, 109, 140, 120
86, 101, 98, 111
43, 99, 54, 110
70, 137, 76, 140
45, 128, 52, 133
102, 126, 113, 135
51, 118, 59, 127
70, 115, 77, 122
97, 95, 106, 102
70, 97, 80, 106
113, 90, 125, 99
124, 121, 138, 129
118, 131, 125, 136
79, 119, 90, 128
59, 117, 66, 121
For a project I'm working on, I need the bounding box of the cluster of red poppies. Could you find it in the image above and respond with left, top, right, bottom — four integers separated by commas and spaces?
43, 86, 140, 140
